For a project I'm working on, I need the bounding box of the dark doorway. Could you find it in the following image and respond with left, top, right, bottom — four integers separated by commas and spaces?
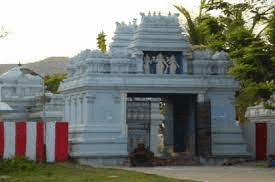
256, 122, 267, 160
173, 96, 187, 152
126, 93, 198, 156
173, 94, 197, 153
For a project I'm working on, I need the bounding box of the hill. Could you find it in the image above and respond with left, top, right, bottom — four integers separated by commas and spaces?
0, 57, 69, 76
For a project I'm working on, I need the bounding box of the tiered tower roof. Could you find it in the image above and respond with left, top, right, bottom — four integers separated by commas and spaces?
109, 22, 136, 58
129, 12, 191, 53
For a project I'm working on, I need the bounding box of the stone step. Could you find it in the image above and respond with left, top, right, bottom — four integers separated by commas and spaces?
124, 157, 201, 167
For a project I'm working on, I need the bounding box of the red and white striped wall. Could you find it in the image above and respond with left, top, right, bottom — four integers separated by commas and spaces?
0, 121, 68, 162
46, 121, 69, 162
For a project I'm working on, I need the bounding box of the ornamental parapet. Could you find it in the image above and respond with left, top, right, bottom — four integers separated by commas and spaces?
246, 105, 275, 119
64, 13, 234, 84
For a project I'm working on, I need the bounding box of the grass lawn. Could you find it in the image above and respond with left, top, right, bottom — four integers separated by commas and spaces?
2, 162, 200, 182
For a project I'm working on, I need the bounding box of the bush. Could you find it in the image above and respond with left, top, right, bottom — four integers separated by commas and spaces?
0, 156, 38, 174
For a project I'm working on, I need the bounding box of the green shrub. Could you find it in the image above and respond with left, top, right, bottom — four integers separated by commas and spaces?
0, 156, 38, 174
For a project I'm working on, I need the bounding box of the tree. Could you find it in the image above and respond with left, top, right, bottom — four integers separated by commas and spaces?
175, 0, 275, 122
174, 1, 226, 50
173, 4, 203, 45
97, 31, 107, 53
44, 74, 66, 94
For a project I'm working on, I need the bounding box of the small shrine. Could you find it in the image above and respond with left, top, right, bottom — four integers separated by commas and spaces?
0, 66, 64, 123
243, 99, 275, 161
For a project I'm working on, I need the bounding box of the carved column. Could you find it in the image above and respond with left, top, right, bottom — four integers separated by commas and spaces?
164, 98, 173, 147
64, 96, 71, 122
150, 98, 162, 155
76, 95, 83, 126
70, 97, 76, 127
79, 94, 84, 125
82, 93, 88, 126
120, 92, 127, 136
84, 93, 96, 126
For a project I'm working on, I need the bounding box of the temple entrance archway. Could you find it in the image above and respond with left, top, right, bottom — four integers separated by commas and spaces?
126, 93, 200, 158
61, 12, 248, 166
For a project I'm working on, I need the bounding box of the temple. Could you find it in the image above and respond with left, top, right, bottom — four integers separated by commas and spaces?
0, 67, 64, 124
59, 12, 250, 165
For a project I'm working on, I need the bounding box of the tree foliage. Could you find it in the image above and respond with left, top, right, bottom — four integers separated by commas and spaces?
96, 31, 107, 53
175, 0, 275, 122
44, 74, 66, 94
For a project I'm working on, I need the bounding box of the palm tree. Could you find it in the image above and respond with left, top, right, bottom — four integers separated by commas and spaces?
173, 1, 210, 45
173, 5, 202, 45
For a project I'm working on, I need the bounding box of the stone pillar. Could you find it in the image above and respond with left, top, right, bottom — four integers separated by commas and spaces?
150, 98, 163, 155
70, 97, 76, 127
189, 98, 196, 157
79, 94, 84, 125
84, 93, 96, 125
77, 95, 82, 126
64, 96, 71, 122
164, 98, 174, 147
120, 92, 127, 136
74, 97, 77, 126
82, 93, 88, 126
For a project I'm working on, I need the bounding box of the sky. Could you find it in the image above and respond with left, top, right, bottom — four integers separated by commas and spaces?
0, 0, 201, 64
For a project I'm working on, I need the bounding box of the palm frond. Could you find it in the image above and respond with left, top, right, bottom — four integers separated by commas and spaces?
173, 5, 201, 45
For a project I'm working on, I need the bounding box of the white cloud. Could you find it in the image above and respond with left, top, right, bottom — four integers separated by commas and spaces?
0, 0, 199, 64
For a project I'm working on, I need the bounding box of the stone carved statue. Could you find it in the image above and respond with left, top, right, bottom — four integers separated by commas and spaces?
167, 55, 179, 75
143, 53, 179, 75
156, 53, 167, 74
143, 55, 151, 74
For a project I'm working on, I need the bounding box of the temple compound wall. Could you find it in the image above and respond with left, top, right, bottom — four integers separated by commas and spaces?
59, 12, 250, 166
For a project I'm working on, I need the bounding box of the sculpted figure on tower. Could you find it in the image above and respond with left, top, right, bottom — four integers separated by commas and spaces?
143, 54, 151, 74
168, 55, 179, 75
156, 53, 167, 74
